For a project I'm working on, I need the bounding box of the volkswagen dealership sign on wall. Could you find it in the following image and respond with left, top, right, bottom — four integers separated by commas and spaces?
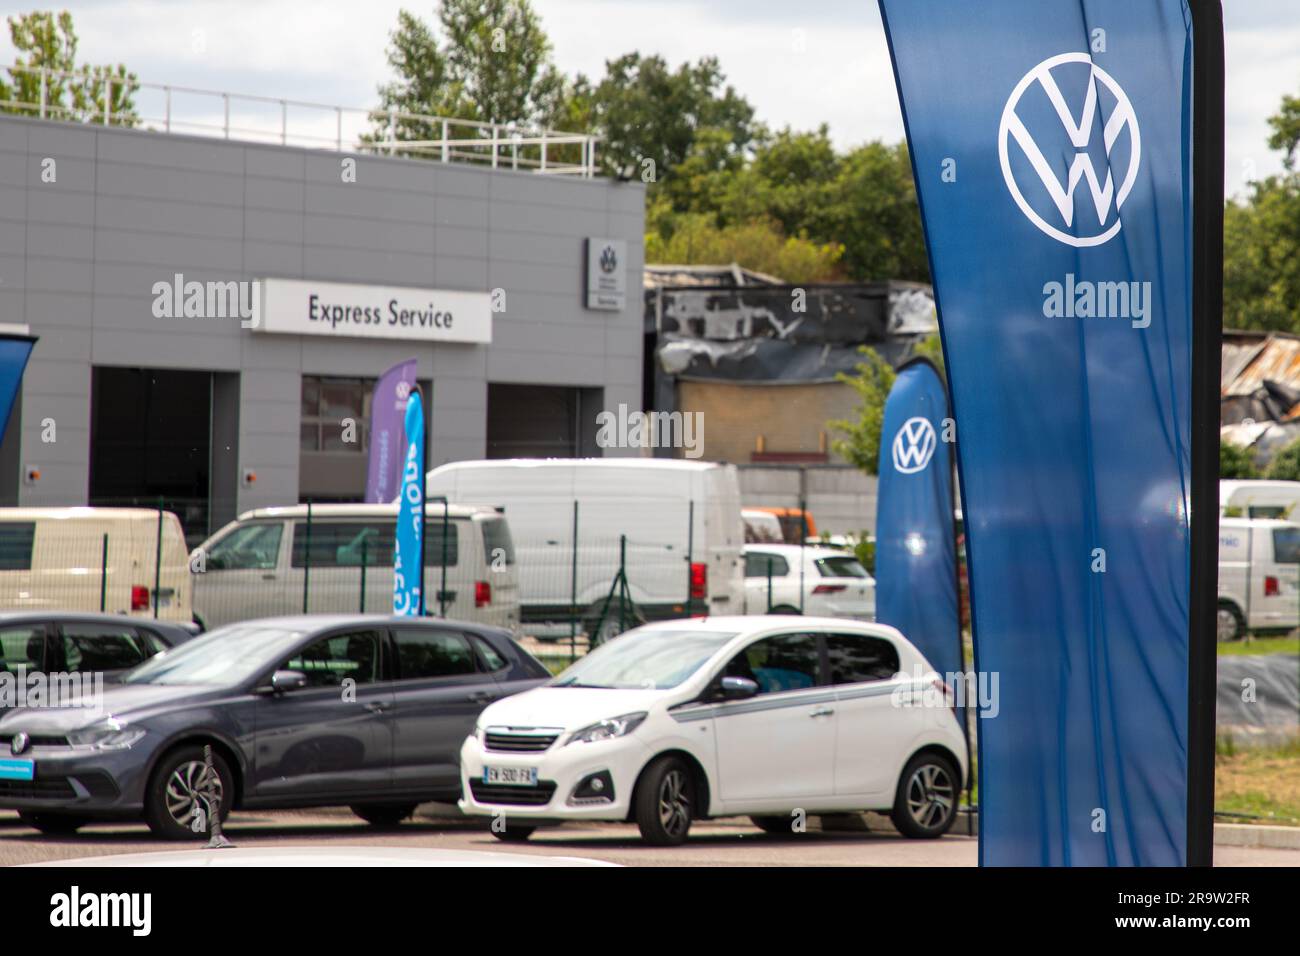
879, 0, 1224, 866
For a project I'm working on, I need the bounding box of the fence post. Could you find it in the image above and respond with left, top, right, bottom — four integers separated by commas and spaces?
223, 93, 230, 139
359, 538, 367, 613
766, 557, 773, 613
302, 498, 312, 613
619, 534, 628, 632
39, 68, 47, 119
103, 75, 111, 125
165, 86, 171, 132
441, 119, 449, 163
570, 500, 579, 661
685, 501, 694, 612
153, 498, 163, 618
280, 99, 287, 145
100, 532, 108, 612
798, 498, 807, 613
439, 499, 449, 617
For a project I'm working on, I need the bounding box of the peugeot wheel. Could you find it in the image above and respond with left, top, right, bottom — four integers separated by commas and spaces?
634, 756, 694, 846
145, 745, 233, 840
891, 752, 959, 839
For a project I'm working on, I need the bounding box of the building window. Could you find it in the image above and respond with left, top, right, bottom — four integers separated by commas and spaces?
301, 376, 372, 454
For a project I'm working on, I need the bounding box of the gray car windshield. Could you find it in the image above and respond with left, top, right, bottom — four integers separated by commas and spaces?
551, 629, 736, 690
122, 624, 306, 687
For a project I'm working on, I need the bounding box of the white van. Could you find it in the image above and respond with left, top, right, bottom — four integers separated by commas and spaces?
1218, 517, 1300, 640
426, 458, 745, 641
1220, 479, 1300, 519
191, 502, 520, 631
0, 507, 191, 623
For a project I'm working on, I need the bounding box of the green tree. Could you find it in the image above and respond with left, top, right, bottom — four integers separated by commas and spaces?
577, 53, 758, 182
0, 10, 137, 126
1266, 439, 1300, 481
828, 346, 897, 475
1223, 175, 1300, 331
828, 334, 945, 475
1220, 440, 1259, 480
644, 206, 843, 284
370, 1, 570, 152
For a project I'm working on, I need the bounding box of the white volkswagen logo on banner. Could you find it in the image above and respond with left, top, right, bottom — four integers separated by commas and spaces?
892, 417, 937, 474
998, 52, 1141, 248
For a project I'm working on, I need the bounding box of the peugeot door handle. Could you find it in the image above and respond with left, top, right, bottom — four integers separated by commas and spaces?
364, 701, 391, 714
809, 707, 835, 718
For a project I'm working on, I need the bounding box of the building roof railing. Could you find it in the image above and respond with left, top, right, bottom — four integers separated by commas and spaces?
0, 64, 599, 178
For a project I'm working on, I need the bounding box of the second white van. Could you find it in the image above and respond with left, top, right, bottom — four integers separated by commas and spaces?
1218, 516, 1300, 640
426, 458, 745, 642
191, 502, 520, 631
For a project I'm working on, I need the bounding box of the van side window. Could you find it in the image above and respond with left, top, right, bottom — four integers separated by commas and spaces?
292, 521, 394, 568
1274, 527, 1300, 564
0, 522, 35, 571
207, 523, 282, 571
479, 517, 515, 566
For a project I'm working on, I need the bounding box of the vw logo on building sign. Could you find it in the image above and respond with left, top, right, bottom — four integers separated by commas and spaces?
599, 245, 618, 274
998, 52, 1141, 248
892, 417, 937, 474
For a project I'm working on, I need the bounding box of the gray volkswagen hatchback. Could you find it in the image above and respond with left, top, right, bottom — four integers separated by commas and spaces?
0, 615, 548, 837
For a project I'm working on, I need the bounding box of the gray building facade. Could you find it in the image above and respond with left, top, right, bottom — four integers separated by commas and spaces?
0, 113, 645, 541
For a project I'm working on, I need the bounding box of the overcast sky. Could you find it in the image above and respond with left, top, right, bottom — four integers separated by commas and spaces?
7, 0, 1296, 196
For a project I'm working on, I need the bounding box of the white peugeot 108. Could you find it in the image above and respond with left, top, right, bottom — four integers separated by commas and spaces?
460, 616, 968, 845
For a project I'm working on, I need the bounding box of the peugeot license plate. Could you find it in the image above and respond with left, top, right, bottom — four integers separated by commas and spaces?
483, 766, 538, 786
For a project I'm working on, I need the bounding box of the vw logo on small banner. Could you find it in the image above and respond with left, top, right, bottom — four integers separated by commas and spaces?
998, 52, 1141, 248
892, 417, 937, 474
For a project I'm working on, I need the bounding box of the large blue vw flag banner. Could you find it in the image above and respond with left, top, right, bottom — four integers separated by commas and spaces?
393, 389, 426, 616
0, 334, 36, 444
878, 0, 1223, 865
875, 358, 960, 679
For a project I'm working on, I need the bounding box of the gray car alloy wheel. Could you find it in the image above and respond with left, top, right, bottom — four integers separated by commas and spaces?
658, 768, 691, 838
905, 762, 954, 830
165, 759, 222, 827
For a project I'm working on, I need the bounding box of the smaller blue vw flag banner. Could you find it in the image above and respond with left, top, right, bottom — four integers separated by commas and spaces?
875, 359, 960, 680
393, 390, 425, 616
879, 0, 1223, 866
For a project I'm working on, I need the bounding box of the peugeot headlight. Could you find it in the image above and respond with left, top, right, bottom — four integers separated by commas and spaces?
565, 712, 647, 746
67, 718, 145, 751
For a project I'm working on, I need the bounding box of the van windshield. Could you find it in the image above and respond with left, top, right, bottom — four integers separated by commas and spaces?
1274, 528, 1300, 564
551, 629, 736, 690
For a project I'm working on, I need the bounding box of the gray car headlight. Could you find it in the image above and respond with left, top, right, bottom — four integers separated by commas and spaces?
565, 712, 647, 746
67, 719, 145, 751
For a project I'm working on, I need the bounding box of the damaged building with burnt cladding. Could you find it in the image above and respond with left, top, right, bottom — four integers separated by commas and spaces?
643, 265, 941, 534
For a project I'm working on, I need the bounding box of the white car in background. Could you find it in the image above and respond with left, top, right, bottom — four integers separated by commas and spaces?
459, 616, 967, 845
742, 544, 875, 620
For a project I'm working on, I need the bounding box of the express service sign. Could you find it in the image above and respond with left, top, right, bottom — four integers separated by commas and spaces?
255, 278, 492, 344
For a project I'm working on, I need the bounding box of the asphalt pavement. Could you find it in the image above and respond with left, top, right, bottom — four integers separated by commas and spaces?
1, 809, 1296, 867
